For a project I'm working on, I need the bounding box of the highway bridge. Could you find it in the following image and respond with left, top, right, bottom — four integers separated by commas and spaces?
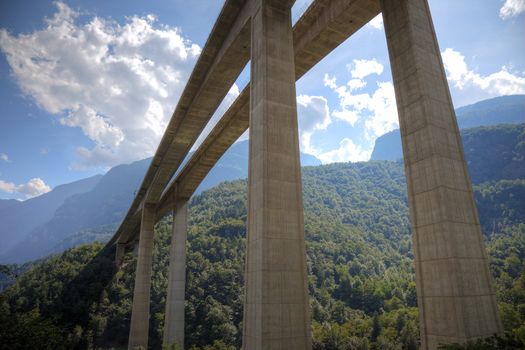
106, 0, 503, 349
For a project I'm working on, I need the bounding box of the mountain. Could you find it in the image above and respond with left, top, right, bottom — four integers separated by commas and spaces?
1, 160, 523, 349
462, 124, 525, 183
0, 159, 151, 263
2, 95, 521, 263
0, 175, 102, 257
456, 94, 525, 128
369, 129, 403, 162
371, 124, 524, 183
0, 142, 320, 263
371, 95, 525, 161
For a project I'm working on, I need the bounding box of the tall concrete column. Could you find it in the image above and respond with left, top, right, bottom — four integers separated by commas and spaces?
128, 203, 156, 350
380, 0, 502, 348
243, 1, 312, 349
163, 200, 188, 348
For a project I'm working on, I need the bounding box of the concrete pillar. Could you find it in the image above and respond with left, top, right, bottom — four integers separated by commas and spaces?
380, 0, 502, 348
163, 200, 188, 348
115, 243, 126, 268
128, 203, 156, 350
243, 1, 312, 349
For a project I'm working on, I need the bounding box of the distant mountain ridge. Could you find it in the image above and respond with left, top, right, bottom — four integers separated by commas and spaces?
0, 199, 19, 212
1, 95, 522, 264
371, 95, 525, 161
0, 141, 320, 263
0, 175, 102, 257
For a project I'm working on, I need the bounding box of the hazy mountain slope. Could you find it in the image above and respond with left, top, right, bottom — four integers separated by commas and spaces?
0, 175, 102, 257
371, 95, 525, 161
1, 142, 321, 263
462, 124, 525, 183
371, 124, 525, 172
456, 94, 525, 128
369, 129, 403, 162
0, 159, 150, 263
0, 199, 19, 211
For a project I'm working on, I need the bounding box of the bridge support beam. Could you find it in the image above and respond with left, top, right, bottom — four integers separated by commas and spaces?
243, 1, 312, 349
381, 0, 502, 348
128, 203, 156, 350
163, 200, 188, 348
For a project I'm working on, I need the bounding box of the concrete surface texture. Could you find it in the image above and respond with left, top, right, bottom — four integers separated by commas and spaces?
163, 200, 189, 347
242, 1, 311, 348
128, 203, 156, 350
381, 0, 503, 348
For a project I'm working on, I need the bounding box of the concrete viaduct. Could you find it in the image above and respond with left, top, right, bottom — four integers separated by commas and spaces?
106, 0, 503, 348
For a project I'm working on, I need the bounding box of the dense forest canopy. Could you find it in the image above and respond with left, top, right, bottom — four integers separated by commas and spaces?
0, 124, 524, 349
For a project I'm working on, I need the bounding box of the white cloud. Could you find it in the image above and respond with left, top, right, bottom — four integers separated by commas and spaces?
60, 105, 124, 148
323, 58, 396, 134
500, 0, 525, 19
0, 180, 16, 193
442, 48, 525, 97
297, 95, 332, 155
0, 2, 201, 170
349, 59, 384, 80
347, 78, 367, 91
17, 178, 51, 198
324, 58, 398, 141
317, 138, 371, 164
319, 58, 398, 163
367, 14, 384, 30
362, 82, 398, 139
0, 177, 51, 199
0, 153, 9, 162
331, 109, 360, 126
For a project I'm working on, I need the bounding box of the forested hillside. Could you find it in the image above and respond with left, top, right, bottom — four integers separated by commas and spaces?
371, 94, 525, 162
1, 158, 523, 349
0, 141, 321, 264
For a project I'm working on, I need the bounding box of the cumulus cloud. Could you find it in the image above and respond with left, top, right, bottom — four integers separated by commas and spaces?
0, 2, 201, 170
0, 178, 51, 199
0, 180, 16, 193
442, 48, 525, 97
324, 58, 398, 140
317, 138, 371, 163
500, 0, 525, 19
367, 14, 384, 29
350, 59, 384, 80
60, 105, 124, 148
0, 153, 9, 162
317, 58, 398, 163
297, 95, 331, 155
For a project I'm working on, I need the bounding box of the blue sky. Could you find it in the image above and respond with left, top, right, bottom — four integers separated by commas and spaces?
0, 0, 524, 200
